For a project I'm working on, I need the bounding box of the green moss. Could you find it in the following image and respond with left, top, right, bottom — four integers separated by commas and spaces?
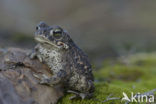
59, 53, 156, 104
11, 33, 34, 43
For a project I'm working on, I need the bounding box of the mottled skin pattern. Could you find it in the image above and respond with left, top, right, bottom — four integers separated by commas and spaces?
30, 22, 94, 99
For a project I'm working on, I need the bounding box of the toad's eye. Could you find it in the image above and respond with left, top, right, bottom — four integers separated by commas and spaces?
50, 29, 62, 38
53, 29, 62, 35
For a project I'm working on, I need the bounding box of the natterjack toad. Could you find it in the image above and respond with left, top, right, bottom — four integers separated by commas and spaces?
29, 22, 94, 99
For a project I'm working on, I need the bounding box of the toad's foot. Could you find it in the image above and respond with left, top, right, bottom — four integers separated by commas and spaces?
28, 51, 43, 62
39, 70, 67, 86
67, 90, 93, 100
39, 73, 63, 86
32, 74, 50, 85
38, 74, 52, 85
28, 50, 36, 59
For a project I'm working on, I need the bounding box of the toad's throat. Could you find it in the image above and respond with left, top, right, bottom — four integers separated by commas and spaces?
35, 36, 60, 48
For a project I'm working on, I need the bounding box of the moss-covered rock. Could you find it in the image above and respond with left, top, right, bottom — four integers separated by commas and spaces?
59, 53, 156, 104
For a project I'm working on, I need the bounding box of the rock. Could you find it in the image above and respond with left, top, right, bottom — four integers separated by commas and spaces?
0, 48, 64, 104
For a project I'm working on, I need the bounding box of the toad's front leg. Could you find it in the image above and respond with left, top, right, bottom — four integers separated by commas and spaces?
29, 51, 43, 62
28, 45, 43, 62
39, 70, 67, 86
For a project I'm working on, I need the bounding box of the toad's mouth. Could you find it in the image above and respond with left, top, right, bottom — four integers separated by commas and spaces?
35, 35, 61, 48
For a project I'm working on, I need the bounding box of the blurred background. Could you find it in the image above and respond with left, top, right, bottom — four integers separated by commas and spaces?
1, 0, 156, 68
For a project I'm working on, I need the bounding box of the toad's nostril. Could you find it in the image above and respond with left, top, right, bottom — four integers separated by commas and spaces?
36, 26, 39, 30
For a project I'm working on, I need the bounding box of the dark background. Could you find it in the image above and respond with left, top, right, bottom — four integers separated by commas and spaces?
1, 0, 156, 68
